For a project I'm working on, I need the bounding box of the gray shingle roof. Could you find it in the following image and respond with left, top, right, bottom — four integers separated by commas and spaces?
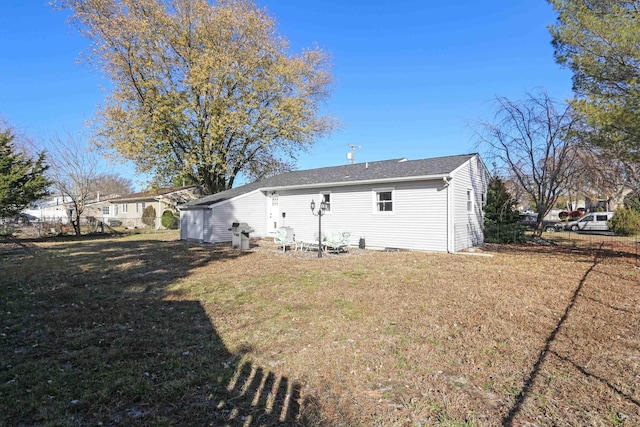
182, 153, 477, 208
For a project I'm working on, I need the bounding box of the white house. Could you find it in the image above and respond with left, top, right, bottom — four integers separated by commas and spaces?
179, 154, 489, 252
23, 194, 73, 223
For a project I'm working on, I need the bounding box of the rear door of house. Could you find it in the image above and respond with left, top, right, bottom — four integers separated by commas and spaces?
268, 193, 280, 234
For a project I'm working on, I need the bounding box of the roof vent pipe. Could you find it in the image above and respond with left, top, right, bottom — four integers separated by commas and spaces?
365, 162, 368, 169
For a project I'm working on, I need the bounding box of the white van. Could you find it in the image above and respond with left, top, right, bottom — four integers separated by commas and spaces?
565, 212, 615, 232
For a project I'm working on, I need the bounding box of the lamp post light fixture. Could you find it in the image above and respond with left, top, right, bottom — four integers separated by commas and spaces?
310, 199, 327, 258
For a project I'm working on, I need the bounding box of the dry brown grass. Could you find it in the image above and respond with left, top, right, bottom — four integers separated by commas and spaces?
1, 231, 639, 426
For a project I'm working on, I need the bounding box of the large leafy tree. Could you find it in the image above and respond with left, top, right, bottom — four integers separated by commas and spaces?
548, 0, 640, 162
0, 126, 50, 219
476, 90, 582, 237
54, 0, 336, 195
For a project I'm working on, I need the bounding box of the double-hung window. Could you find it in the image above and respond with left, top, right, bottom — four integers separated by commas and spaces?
467, 190, 473, 212
374, 189, 393, 212
320, 192, 331, 212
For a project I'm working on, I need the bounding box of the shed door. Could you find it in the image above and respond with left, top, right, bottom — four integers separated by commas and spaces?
268, 193, 280, 233
187, 210, 204, 240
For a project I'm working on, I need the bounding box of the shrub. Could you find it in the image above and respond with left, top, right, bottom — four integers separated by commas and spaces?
161, 210, 177, 229
142, 205, 156, 228
484, 223, 527, 244
609, 208, 640, 236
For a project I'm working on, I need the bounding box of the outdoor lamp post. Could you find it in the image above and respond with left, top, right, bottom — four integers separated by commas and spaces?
310, 199, 327, 258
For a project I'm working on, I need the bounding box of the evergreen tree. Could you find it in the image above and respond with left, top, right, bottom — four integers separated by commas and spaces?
484, 176, 525, 243
0, 128, 51, 219
142, 205, 156, 228
548, 0, 640, 162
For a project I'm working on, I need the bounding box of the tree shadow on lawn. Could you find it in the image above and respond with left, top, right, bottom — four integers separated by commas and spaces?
1, 238, 318, 426
486, 239, 639, 264
502, 248, 640, 426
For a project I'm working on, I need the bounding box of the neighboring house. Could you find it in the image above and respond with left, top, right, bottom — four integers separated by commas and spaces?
86, 185, 200, 228
23, 195, 73, 223
179, 154, 489, 252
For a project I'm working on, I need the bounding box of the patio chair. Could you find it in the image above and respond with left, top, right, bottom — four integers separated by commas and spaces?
274, 227, 296, 252
324, 230, 350, 253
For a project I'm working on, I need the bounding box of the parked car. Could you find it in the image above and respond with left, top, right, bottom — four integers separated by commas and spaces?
518, 214, 564, 232
565, 212, 615, 232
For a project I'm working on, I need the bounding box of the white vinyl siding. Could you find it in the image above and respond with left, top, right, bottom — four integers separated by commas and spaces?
272, 181, 447, 251
207, 190, 267, 243
452, 157, 487, 251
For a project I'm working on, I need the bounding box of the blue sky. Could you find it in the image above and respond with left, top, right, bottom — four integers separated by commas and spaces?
0, 0, 573, 188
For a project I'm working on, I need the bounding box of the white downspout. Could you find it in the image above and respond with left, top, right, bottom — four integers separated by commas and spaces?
443, 176, 453, 253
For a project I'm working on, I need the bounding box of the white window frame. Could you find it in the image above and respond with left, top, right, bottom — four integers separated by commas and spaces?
320, 191, 331, 213
113, 204, 118, 216
102, 206, 110, 215
122, 203, 128, 213
135, 202, 139, 213
467, 189, 473, 212
373, 188, 394, 213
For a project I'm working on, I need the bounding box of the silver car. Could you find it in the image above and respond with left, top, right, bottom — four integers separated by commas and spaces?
565, 212, 615, 232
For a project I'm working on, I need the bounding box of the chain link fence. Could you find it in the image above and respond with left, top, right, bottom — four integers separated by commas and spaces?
486, 223, 640, 266
3, 215, 181, 238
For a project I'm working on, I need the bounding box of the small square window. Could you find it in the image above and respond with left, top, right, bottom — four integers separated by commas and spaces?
102, 206, 110, 215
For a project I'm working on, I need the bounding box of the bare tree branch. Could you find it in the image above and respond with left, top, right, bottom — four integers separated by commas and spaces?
47, 133, 99, 236
475, 89, 582, 237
